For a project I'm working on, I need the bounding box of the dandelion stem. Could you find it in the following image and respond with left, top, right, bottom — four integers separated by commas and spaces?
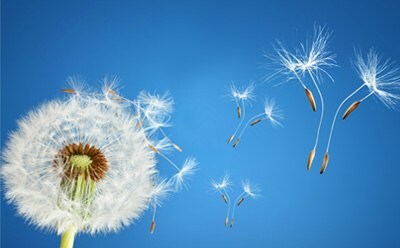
360, 91, 374, 102
326, 84, 366, 152
156, 152, 181, 172
230, 192, 246, 227
307, 70, 324, 149
230, 99, 247, 143
221, 188, 231, 226
293, 70, 307, 89
60, 225, 77, 248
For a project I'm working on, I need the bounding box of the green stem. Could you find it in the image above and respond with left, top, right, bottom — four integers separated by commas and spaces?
60, 225, 77, 248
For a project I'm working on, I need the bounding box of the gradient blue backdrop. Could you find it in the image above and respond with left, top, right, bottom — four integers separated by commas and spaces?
2, 0, 400, 247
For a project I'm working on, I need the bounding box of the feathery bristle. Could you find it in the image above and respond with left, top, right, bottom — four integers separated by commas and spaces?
250, 119, 262, 126
237, 106, 241, 118
307, 148, 316, 171
150, 220, 155, 234
342, 101, 361, 120
320, 152, 329, 174
232, 138, 240, 148
237, 198, 245, 206
305, 88, 317, 112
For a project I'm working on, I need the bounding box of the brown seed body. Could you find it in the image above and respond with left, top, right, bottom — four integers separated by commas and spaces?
61, 89, 76, 94
237, 106, 241, 118
54, 143, 108, 182
250, 119, 262, 126
232, 138, 240, 148
148, 144, 159, 153
342, 101, 361, 120
227, 135, 234, 144
320, 152, 329, 174
172, 143, 183, 152
305, 88, 317, 112
237, 198, 245, 206
225, 217, 229, 226
307, 148, 316, 171
221, 194, 228, 204
230, 218, 234, 228
150, 220, 155, 234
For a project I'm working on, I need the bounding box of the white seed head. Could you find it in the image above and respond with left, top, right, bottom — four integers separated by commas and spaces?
0, 83, 189, 235
355, 49, 400, 109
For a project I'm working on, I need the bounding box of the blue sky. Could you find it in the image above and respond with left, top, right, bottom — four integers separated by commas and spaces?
2, 0, 400, 247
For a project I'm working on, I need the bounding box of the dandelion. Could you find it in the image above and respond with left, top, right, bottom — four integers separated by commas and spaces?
230, 180, 260, 228
1, 80, 196, 247
323, 49, 400, 174
211, 174, 232, 226
149, 178, 172, 234
227, 83, 255, 145
297, 26, 336, 171
234, 99, 284, 147
269, 40, 317, 112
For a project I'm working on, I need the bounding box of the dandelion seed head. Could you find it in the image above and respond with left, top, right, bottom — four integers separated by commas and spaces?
1, 81, 189, 235
355, 49, 400, 109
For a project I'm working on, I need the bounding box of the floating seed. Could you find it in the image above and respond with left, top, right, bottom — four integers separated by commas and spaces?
305, 88, 317, 112
342, 100, 361, 120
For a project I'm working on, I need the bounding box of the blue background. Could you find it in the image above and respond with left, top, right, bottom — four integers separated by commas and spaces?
2, 0, 400, 247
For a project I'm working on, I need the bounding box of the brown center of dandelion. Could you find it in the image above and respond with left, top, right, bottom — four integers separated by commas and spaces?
54, 143, 108, 182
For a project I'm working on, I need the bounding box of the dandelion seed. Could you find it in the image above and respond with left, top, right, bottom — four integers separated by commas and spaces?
320, 152, 329, 174
296, 26, 336, 172
230, 180, 260, 228
211, 174, 232, 226
221, 194, 228, 204
324, 49, 400, 173
227, 83, 255, 145
234, 99, 284, 147
149, 178, 171, 235
307, 148, 315, 171
250, 119, 262, 126
1, 81, 196, 247
150, 220, 155, 234
172, 143, 183, 152
342, 100, 361, 120
169, 158, 197, 191
305, 88, 317, 112
61, 88, 76, 94
227, 135, 235, 144
232, 138, 240, 148
237, 198, 245, 206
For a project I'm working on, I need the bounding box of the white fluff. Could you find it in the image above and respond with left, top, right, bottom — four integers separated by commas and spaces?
1, 84, 195, 235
